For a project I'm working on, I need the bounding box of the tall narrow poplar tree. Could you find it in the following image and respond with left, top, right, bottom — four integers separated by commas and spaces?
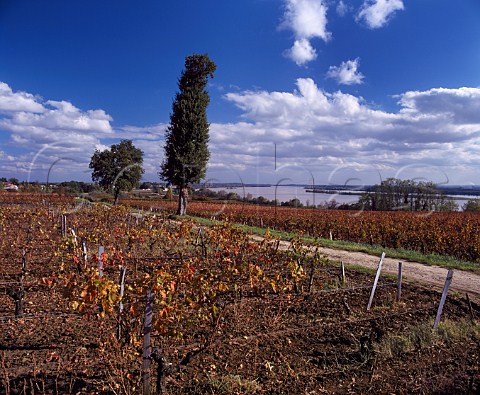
160, 54, 216, 215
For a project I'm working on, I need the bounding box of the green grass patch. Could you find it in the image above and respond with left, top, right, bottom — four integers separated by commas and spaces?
375, 319, 480, 359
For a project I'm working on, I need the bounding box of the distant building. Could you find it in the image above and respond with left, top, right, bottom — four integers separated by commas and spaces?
3, 183, 19, 191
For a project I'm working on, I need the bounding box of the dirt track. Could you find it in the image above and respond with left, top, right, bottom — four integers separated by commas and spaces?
251, 235, 480, 302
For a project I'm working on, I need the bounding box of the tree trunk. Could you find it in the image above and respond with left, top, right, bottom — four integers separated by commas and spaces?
177, 187, 188, 215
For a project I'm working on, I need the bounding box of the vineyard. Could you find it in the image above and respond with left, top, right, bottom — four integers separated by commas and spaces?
0, 192, 479, 394
125, 199, 480, 263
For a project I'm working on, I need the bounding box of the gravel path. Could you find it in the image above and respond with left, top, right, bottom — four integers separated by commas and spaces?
250, 235, 480, 302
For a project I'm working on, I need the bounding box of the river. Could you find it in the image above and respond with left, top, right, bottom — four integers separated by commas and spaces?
210, 186, 359, 206
210, 185, 476, 209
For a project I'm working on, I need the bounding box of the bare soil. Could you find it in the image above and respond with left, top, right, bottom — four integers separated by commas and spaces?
2, 264, 479, 394
251, 235, 480, 302
320, 246, 480, 302
1, 212, 479, 394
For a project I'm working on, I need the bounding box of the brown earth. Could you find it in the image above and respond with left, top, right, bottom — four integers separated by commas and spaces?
3, 259, 478, 395
1, 212, 479, 394
251, 235, 480, 302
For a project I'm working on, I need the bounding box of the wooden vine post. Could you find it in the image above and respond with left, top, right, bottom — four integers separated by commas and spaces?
143, 290, 154, 395
81, 238, 88, 266
117, 267, 126, 340
340, 261, 346, 286
367, 252, 385, 311
71, 229, 78, 245
21, 248, 27, 273
433, 269, 454, 331
396, 262, 403, 302
308, 261, 315, 293
98, 246, 104, 278
60, 214, 67, 236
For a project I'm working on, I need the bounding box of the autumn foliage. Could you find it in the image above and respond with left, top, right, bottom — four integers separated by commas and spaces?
125, 199, 480, 263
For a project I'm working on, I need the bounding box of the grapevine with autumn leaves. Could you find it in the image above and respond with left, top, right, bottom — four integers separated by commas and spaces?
126, 199, 480, 262
50, 203, 325, 361
3, 192, 478, 393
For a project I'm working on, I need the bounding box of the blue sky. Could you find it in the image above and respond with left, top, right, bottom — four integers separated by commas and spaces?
1, 0, 480, 186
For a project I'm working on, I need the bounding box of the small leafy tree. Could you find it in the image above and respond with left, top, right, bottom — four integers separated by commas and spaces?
463, 199, 480, 212
89, 140, 144, 205
160, 54, 216, 215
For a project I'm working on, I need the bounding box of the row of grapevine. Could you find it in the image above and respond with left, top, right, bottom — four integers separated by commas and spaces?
124, 199, 480, 262
1, 193, 478, 394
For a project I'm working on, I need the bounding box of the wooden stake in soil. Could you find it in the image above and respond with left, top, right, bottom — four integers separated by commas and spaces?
143, 290, 154, 395
396, 262, 403, 302
60, 214, 67, 236
367, 252, 385, 311
433, 269, 454, 331
98, 246, 104, 278
308, 262, 315, 293
117, 267, 127, 340
340, 261, 346, 286
21, 249, 27, 273
71, 229, 78, 245
81, 238, 87, 265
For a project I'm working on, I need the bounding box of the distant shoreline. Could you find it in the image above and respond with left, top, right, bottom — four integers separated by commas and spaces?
305, 189, 364, 196
204, 183, 480, 198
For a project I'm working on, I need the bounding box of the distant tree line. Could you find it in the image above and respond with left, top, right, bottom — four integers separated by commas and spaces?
0, 177, 19, 185
355, 178, 459, 212
194, 182, 480, 212
194, 188, 306, 208
55, 181, 100, 195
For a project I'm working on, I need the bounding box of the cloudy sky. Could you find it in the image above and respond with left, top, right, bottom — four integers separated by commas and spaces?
1, 0, 480, 186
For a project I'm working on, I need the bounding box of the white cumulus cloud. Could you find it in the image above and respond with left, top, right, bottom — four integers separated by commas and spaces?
280, 0, 330, 66
326, 58, 365, 85
0, 82, 117, 181
3, 80, 480, 185
216, 80, 480, 184
356, 0, 404, 29
281, 0, 331, 41
0, 82, 170, 183
0, 82, 45, 113
284, 38, 318, 66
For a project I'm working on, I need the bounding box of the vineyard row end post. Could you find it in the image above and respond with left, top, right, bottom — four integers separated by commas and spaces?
367, 252, 385, 311
396, 262, 403, 303
143, 290, 154, 395
433, 269, 454, 331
